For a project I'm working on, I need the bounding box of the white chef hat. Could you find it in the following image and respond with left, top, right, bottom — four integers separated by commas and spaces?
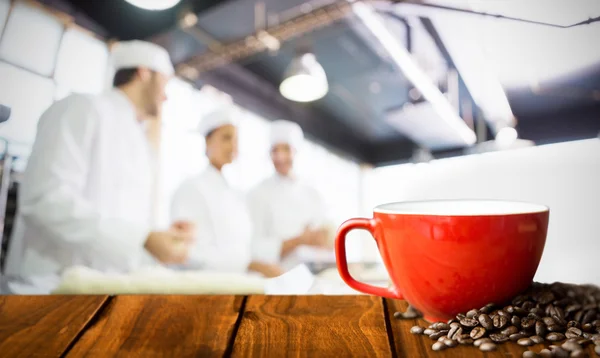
111, 40, 174, 76
197, 107, 240, 137
270, 120, 304, 150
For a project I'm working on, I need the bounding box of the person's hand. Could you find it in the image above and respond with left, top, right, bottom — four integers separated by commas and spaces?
299, 226, 329, 248
144, 221, 195, 264
248, 261, 285, 278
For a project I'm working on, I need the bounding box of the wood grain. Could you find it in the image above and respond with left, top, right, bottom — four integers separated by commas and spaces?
65, 295, 244, 357
0, 295, 109, 357
231, 295, 391, 357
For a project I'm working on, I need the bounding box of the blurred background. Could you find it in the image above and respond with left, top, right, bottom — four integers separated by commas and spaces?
0, 0, 599, 284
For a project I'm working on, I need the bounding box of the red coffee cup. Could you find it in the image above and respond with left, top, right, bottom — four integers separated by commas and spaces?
335, 199, 549, 322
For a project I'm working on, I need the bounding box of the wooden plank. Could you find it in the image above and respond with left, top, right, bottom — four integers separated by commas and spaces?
0, 295, 109, 357
385, 299, 512, 357
231, 295, 391, 357
65, 295, 244, 357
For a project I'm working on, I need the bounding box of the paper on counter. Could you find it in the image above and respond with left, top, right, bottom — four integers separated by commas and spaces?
264, 264, 315, 295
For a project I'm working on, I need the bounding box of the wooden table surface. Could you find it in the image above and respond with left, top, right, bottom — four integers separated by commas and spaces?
1, 295, 598, 357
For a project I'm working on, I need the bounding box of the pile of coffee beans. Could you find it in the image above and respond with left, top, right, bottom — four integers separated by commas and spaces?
394, 282, 600, 357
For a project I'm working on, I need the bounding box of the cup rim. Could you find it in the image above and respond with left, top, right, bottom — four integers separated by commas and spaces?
373, 199, 549, 217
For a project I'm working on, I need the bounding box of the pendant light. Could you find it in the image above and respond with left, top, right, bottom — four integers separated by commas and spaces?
125, 0, 182, 11
279, 41, 328, 103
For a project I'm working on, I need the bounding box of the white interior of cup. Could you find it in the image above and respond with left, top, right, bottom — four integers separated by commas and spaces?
374, 199, 548, 216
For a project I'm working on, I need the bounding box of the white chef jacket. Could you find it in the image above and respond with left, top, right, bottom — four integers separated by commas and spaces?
4, 89, 155, 278
247, 174, 328, 268
170, 165, 253, 273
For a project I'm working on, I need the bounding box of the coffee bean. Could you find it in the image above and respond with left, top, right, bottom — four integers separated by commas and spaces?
523, 351, 538, 358
511, 333, 527, 341
432, 341, 446, 351
569, 321, 582, 329
523, 301, 535, 311
532, 307, 546, 316
457, 336, 474, 345
584, 311, 597, 325
555, 314, 568, 326
548, 332, 568, 341
470, 326, 486, 340
438, 336, 446, 342
522, 317, 536, 329
460, 317, 479, 327
480, 342, 497, 351
474, 338, 492, 347
584, 323, 594, 332
544, 317, 558, 326
562, 341, 583, 352
592, 320, 600, 329
575, 311, 584, 322
506, 305, 515, 314
539, 349, 553, 358
551, 346, 570, 358
514, 307, 529, 316
567, 304, 583, 314
466, 309, 478, 319
494, 315, 509, 329
433, 323, 450, 330
567, 327, 584, 338
456, 313, 466, 320
549, 324, 564, 332
512, 316, 522, 327
451, 327, 463, 340
570, 350, 588, 358
537, 321, 548, 336
518, 338, 535, 346
410, 326, 424, 334
443, 338, 458, 347
393, 311, 403, 319
447, 324, 460, 339
430, 331, 449, 340
538, 291, 556, 305
513, 295, 528, 306
502, 326, 519, 336
479, 314, 493, 329
490, 333, 510, 343
423, 328, 437, 335
531, 335, 544, 344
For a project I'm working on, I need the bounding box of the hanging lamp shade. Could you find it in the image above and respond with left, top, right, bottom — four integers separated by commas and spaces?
124, 0, 182, 11
279, 53, 329, 103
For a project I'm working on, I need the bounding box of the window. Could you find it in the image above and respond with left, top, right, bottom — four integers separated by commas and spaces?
0, 62, 55, 156
0, 2, 64, 77
54, 27, 109, 94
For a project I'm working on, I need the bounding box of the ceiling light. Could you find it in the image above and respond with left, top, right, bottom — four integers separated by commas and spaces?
124, 0, 181, 11
279, 53, 329, 102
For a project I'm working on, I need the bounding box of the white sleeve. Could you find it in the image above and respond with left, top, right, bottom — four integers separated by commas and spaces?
170, 182, 250, 273
247, 187, 282, 264
19, 96, 149, 271
308, 187, 329, 228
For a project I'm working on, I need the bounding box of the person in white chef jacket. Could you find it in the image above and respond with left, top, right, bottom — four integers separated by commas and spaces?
170, 108, 284, 278
247, 120, 334, 272
3, 41, 195, 282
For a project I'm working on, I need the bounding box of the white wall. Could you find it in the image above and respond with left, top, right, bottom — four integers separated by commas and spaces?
364, 139, 600, 285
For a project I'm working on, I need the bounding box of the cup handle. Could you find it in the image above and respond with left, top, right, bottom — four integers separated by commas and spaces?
335, 218, 403, 299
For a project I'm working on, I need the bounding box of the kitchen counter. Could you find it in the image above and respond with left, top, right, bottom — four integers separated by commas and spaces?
2, 295, 595, 357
